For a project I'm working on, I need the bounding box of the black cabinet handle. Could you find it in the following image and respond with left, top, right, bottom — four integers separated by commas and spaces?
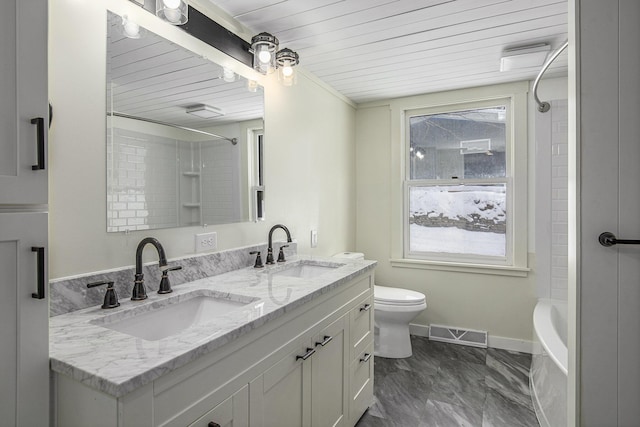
315, 335, 333, 347
360, 303, 371, 312
207, 422, 221, 427
360, 353, 372, 363
296, 347, 316, 361
31, 247, 45, 299
30, 117, 46, 170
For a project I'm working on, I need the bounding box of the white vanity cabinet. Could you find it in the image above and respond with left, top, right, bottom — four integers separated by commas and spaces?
0, 0, 49, 204
54, 271, 375, 427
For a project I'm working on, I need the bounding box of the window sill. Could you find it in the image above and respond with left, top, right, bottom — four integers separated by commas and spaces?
390, 258, 530, 277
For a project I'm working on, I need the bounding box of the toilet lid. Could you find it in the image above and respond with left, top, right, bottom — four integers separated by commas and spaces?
374, 285, 426, 305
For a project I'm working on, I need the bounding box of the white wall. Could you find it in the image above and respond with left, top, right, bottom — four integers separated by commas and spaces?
48, 0, 356, 278
355, 78, 567, 344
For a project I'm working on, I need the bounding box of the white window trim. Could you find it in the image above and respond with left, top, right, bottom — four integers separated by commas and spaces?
389, 81, 529, 277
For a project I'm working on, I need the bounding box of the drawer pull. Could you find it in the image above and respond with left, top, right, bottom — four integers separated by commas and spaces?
296, 347, 316, 361
315, 335, 333, 347
208, 422, 221, 427
360, 353, 372, 363
360, 303, 371, 312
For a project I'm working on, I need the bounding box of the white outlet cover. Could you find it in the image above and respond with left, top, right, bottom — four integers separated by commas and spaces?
195, 232, 217, 253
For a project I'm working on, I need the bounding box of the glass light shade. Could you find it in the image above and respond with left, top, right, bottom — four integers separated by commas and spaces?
276, 48, 299, 86
247, 79, 259, 93
156, 0, 188, 25
222, 67, 236, 83
121, 15, 143, 39
251, 33, 278, 74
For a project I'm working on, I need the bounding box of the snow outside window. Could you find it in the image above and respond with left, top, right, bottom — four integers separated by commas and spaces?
405, 104, 512, 265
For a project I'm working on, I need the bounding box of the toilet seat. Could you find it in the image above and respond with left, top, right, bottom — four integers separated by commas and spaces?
374, 285, 426, 306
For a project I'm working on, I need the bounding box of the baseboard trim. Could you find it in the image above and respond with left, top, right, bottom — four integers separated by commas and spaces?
409, 323, 533, 354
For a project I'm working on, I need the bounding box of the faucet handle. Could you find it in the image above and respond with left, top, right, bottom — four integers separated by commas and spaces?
158, 266, 182, 294
277, 245, 289, 263
250, 251, 264, 268
87, 281, 120, 309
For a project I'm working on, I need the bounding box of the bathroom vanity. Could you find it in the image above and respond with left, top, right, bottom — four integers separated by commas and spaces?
50, 256, 375, 427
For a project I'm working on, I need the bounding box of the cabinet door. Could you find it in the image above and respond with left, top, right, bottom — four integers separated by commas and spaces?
0, 213, 49, 426
0, 0, 48, 204
311, 316, 349, 427
250, 340, 313, 427
189, 385, 249, 427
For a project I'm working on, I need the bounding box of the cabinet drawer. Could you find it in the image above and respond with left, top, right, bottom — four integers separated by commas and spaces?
350, 294, 373, 361
349, 342, 374, 424
189, 385, 248, 427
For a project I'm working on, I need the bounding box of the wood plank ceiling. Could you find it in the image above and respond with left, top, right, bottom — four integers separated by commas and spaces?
209, 0, 568, 104
107, 11, 264, 129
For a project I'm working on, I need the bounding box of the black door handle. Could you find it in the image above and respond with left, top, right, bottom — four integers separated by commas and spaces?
31, 117, 46, 170
599, 232, 640, 247
31, 247, 45, 299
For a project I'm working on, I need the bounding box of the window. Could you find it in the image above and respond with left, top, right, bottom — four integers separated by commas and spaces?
392, 83, 529, 275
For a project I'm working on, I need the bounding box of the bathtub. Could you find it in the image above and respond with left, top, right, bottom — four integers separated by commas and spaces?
530, 299, 567, 427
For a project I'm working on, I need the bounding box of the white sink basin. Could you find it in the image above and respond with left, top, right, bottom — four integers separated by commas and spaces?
91, 291, 258, 341
270, 261, 344, 279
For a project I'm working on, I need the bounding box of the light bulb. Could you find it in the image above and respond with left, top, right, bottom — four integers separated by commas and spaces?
123, 21, 140, 38
282, 64, 293, 77
163, 0, 181, 9
258, 50, 271, 64
222, 68, 236, 83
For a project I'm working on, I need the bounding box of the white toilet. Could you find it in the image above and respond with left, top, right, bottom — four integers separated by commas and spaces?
333, 252, 427, 359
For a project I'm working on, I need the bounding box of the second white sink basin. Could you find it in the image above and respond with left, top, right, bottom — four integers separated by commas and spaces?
91, 290, 258, 341
270, 261, 344, 279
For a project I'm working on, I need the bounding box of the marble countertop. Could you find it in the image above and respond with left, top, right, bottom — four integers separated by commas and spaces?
49, 256, 376, 398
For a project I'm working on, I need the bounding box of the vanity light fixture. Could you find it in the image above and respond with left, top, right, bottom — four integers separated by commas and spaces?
499, 43, 550, 72
222, 67, 236, 83
185, 104, 224, 119
276, 48, 300, 86
121, 15, 144, 39
250, 32, 279, 74
156, 0, 188, 25
247, 79, 259, 93
250, 32, 301, 85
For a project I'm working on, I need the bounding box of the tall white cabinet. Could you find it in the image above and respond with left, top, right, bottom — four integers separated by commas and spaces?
0, 0, 49, 425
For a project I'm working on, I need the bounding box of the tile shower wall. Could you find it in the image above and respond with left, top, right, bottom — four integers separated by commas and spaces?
108, 128, 241, 231
535, 99, 568, 300
550, 100, 568, 300
107, 128, 178, 231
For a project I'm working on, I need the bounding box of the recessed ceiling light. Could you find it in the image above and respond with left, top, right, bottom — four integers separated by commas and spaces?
500, 43, 550, 72
185, 104, 224, 119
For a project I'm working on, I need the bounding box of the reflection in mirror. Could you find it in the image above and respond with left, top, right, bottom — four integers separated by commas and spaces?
106, 11, 264, 232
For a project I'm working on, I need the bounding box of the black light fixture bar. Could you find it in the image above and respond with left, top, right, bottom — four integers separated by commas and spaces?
135, 1, 252, 67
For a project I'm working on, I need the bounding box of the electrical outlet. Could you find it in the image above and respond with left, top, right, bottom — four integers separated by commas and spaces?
195, 232, 217, 253
310, 229, 318, 248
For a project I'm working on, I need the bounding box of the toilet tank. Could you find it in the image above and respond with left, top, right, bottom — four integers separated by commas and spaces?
333, 252, 365, 260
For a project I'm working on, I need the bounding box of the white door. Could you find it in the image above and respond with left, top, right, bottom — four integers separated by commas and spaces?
0, 0, 48, 205
0, 213, 49, 426
576, 0, 640, 425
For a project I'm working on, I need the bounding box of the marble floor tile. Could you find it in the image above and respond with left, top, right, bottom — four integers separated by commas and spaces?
485, 349, 533, 410
356, 337, 539, 427
422, 399, 484, 426
429, 359, 488, 411
482, 388, 538, 427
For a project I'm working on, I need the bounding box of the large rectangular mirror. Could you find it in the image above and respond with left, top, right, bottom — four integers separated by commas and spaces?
106, 11, 264, 232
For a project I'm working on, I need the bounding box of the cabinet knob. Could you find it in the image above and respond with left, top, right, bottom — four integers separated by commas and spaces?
208, 422, 221, 427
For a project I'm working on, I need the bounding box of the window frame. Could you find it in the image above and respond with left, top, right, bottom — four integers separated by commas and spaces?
404, 99, 513, 266
389, 82, 529, 277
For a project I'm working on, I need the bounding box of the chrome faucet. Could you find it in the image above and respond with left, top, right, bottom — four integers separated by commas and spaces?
266, 224, 292, 264
132, 237, 168, 301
